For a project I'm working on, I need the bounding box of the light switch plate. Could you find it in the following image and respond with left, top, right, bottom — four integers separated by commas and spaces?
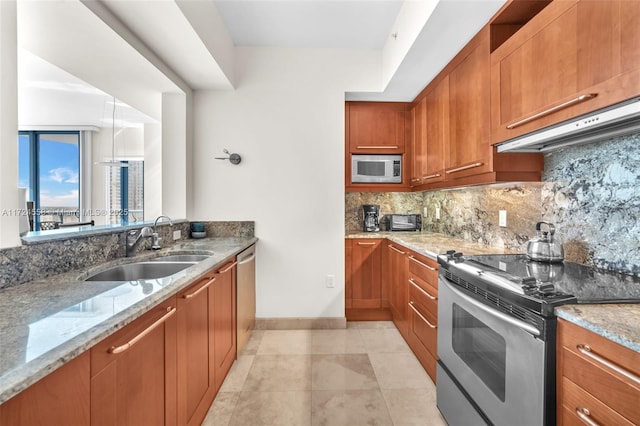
499, 210, 507, 227
435, 208, 441, 220
173, 230, 181, 240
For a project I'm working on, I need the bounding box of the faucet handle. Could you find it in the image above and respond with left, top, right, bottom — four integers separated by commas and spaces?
140, 226, 154, 237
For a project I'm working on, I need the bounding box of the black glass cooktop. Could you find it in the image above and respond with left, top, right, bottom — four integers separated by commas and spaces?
462, 254, 640, 304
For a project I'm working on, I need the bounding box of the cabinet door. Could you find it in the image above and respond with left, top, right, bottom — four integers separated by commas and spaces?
213, 260, 237, 393
447, 29, 492, 180
91, 297, 177, 426
350, 239, 382, 308
386, 243, 408, 338
0, 352, 90, 426
424, 75, 448, 184
177, 275, 217, 426
348, 102, 407, 154
491, 0, 640, 144
410, 98, 426, 187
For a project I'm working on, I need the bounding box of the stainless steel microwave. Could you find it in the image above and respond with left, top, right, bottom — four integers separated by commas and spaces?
351, 154, 402, 184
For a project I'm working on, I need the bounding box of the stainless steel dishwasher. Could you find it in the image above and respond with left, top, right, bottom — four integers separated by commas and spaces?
236, 244, 256, 355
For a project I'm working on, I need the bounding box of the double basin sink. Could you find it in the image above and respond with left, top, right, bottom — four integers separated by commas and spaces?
83, 253, 212, 282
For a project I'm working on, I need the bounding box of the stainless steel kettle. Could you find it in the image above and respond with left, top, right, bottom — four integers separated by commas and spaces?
526, 222, 564, 262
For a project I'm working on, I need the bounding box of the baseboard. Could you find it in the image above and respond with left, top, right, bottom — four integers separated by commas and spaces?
346, 308, 393, 321
255, 317, 347, 330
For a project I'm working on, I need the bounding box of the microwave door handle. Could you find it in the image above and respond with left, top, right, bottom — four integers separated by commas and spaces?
442, 279, 540, 337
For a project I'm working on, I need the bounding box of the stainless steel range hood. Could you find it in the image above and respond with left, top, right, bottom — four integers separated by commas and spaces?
495, 97, 640, 153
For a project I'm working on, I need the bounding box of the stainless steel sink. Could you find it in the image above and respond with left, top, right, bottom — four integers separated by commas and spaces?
84, 262, 194, 281
150, 254, 211, 262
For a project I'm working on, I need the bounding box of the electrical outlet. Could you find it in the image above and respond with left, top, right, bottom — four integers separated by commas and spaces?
499, 210, 507, 227
173, 230, 181, 240
435, 207, 441, 220
326, 275, 335, 288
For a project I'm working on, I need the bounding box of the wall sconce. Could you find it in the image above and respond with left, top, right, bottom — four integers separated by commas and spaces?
215, 148, 242, 165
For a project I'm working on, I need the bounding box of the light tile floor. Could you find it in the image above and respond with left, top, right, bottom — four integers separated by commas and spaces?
202, 321, 448, 426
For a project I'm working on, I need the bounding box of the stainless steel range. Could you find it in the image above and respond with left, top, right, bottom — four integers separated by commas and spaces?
436, 251, 640, 426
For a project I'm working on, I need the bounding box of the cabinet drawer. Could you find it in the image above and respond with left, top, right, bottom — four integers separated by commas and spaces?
558, 320, 640, 424
408, 275, 437, 319
407, 251, 438, 285
560, 377, 634, 426
408, 299, 437, 361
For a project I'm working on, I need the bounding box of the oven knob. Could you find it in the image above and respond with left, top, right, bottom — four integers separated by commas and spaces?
446, 250, 456, 255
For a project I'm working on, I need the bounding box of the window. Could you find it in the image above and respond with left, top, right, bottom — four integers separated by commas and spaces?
18, 131, 80, 231
106, 159, 144, 225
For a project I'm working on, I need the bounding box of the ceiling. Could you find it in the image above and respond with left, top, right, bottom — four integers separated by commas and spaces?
213, 0, 404, 49
18, 0, 508, 127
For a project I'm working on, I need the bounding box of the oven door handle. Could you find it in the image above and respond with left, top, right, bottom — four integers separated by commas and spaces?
443, 279, 541, 337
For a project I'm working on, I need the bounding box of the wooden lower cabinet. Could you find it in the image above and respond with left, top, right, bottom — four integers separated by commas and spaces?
386, 242, 408, 339
405, 250, 439, 382
177, 274, 217, 426
90, 296, 178, 426
213, 260, 237, 393
557, 318, 640, 425
0, 352, 91, 425
345, 239, 391, 321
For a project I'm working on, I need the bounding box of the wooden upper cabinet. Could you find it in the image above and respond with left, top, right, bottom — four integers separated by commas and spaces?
348, 102, 407, 154
424, 75, 448, 185
410, 98, 427, 187
447, 27, 493, 180
491, 0, 640, 144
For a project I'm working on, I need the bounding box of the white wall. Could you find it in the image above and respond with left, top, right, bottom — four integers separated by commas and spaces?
0, 1, 21, 248
193, 48, 381, 319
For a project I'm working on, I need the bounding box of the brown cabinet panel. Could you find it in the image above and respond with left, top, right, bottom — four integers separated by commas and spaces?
0, 352, 90, 426
410, 97, 427, 187
350, 239, 383, 309
213, 260, 237, 393
177, 275, 217, 426
560, 377, 634, 426
492, 0, 640, 144
91, 296, 178, 426
348, 102, 407, 154
386, 242, 408, 338
447, 28, 492, 180
557, 319, 640, 425
424, 75, 448, 184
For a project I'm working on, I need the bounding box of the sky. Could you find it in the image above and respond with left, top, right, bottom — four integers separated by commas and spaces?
19, 134, 79, 209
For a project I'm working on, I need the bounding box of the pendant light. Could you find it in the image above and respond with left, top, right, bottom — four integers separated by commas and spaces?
96, 95, 129, 168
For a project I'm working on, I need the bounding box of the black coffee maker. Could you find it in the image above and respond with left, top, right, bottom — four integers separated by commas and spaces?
362, 204, 380, 232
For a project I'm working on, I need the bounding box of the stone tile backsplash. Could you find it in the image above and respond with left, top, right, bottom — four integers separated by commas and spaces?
0, 221, 255, 290
346, 132, 640, 275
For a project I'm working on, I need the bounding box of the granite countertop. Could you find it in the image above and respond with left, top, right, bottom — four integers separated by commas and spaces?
0, 236, 257, 404
346, 231, 517, 258
555, 304, 640, 353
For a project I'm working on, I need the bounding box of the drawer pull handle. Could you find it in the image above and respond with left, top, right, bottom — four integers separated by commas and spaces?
357, 242, 377, 246
422, 173, 441, 180
411, 178, 422, 183
409, 279, 437, 300
218, 261, 238, 274
576, 344, 640, 386
575, 407, 600, 426
109, 306, 176, 354
356, 145, 399, 150
446, 162, 483, 174
388, 244, 406, 255
408, 255, 436, 271
408, 301, 436, 329
506, 93, 598, 129
182, 277, 216, 299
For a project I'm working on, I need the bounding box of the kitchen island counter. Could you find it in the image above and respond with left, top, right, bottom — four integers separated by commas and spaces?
0, 236, 257, 404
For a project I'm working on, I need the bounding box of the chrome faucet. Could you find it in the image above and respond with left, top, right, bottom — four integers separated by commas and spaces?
126, 226, 154, 256
152, 215, 173, 250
